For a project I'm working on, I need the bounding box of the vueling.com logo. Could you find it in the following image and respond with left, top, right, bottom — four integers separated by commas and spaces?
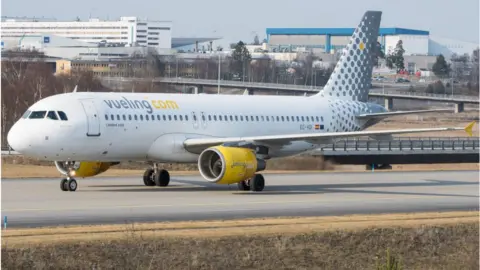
103, 96, 179, 113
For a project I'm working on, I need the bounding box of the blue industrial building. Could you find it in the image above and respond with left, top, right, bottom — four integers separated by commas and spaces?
265, 27, 430, 55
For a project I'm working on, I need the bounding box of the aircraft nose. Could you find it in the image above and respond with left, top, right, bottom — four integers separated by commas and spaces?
7, 122, 28, 152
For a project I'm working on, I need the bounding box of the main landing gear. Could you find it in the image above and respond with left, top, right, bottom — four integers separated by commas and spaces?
143, 164, 170, 187
237, 174, 265, 192
60, 177, 77, 192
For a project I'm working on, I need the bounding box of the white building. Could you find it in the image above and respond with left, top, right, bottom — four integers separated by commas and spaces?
1, 16, 172, 49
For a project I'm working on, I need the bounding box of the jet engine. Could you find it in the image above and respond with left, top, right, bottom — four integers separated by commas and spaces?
54, 161, 119, 178
197, 146, 266, 184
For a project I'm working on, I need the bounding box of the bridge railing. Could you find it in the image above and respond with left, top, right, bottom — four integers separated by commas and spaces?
101, 76, 479, 102
369, 89, 478, 101
320, 137, 479, 152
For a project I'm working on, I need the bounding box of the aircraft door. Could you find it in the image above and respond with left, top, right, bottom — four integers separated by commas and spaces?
200, 111, 207, 129
79, 99, 101, 137
191, 111, 199, 129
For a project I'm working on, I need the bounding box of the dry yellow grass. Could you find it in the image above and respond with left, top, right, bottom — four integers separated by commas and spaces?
3, 211, 478, 247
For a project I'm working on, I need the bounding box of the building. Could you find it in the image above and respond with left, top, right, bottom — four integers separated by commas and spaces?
265, 28, 430, 55
264, 27, 479, 72
1, 16, 172, 49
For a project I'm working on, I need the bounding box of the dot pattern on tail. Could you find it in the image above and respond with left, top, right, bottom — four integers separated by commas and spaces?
326, 99, 387, 132
319, 11, 382, 102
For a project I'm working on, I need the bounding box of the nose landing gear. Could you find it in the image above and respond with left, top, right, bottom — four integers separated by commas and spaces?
60, 178, 77, 191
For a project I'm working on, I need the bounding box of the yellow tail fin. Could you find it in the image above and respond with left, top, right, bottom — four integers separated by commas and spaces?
464, 121, 476, 137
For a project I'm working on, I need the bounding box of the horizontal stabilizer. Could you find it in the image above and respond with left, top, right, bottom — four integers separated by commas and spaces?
356, 109, 454, 119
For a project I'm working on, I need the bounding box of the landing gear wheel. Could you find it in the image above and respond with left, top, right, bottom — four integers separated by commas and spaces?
154, 169, 170, 187
67, 178, 77, 192
143, 169, 155, 186
60, 178, 68, 191
250, 174, 265, 192
237, 179, 250, 191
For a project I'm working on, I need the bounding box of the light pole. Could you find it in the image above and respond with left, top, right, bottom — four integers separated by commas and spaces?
217, 52, 221, 94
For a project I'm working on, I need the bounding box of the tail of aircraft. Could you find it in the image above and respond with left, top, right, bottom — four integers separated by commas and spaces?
313, 10, 382, 102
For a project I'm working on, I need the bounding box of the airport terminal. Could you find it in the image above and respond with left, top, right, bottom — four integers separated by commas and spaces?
1, 9, 479, 270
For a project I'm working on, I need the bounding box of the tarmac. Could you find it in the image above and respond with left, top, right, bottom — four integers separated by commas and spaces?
2, 170, 479, 228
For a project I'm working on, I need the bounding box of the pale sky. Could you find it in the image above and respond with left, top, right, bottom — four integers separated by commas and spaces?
2, 0, 479, 48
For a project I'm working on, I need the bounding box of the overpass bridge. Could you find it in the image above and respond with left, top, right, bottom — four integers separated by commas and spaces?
101, 77, 479, 112
312, 136, 479, 168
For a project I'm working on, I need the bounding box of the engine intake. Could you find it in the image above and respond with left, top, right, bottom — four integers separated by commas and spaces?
198, 146, 266, 184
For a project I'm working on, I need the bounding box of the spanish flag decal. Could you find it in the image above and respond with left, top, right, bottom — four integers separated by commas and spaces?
315, 124, 320, 130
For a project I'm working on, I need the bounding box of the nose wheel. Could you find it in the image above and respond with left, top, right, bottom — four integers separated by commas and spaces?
60, 178, 77, 191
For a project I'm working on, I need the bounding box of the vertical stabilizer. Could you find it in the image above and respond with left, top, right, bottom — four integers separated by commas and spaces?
314, 11, 382, 102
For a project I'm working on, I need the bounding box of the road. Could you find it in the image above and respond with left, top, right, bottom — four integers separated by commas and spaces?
2, 171, 478, 228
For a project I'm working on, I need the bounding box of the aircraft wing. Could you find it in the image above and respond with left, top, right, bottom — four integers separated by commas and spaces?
355, 109, 454, 120
183, 121, 475, 152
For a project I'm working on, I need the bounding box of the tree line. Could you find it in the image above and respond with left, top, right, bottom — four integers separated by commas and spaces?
1, 54, 105, 147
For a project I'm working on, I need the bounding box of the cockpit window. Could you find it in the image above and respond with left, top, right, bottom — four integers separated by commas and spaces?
57, 111, 68, 121
47, 111, 59, 120
28, 111, 47, 119
21, 110, 31, 119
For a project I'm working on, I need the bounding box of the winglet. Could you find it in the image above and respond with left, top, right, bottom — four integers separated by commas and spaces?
464, 121, 476, 137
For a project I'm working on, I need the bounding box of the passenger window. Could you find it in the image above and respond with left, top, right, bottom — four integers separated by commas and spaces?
230, 115, 233, 121
117, 115, 120, 120
240, 116, 243, 121
168, 115, 172, 121
185, 115, 189, 121
47, 111, 58, 120
163, 115, 167, 121
21, 110, 31, 119
296, 116, 300, 121
261, 116, 264, 121
134, 115, 138, 121
301, 116, 304, 121
105, 115, 109, 120
219, 115, 222, 121
146, 115, 149, 121
208, 115, 212, 121
157, 115, 161, 120
140, 115, 143, 121
316, 116, 320, 121
29, 111, 47, 119
123, 115, 126, 121
256, 116, 259, 121
235, 116, 238, 121
179, 115, 183, 121
129, 115, 132, 121
213, 115, 217, 121
174, 115, 177, 121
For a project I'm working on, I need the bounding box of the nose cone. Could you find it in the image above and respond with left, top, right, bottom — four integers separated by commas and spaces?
7, 122, 28, 153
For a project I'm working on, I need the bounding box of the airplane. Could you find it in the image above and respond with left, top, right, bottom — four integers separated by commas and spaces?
7, 10, 475, 193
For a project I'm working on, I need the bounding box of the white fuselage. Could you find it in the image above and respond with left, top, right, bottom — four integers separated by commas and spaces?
7, 91, 385, 163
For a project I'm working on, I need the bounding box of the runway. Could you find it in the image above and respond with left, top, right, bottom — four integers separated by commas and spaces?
2, 170, 479, 228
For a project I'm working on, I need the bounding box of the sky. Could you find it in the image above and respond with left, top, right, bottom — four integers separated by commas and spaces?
2, 0, 479, 48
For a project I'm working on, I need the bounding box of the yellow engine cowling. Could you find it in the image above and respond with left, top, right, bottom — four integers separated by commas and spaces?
197, 146, 266, 184
54, 161, 117, 178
